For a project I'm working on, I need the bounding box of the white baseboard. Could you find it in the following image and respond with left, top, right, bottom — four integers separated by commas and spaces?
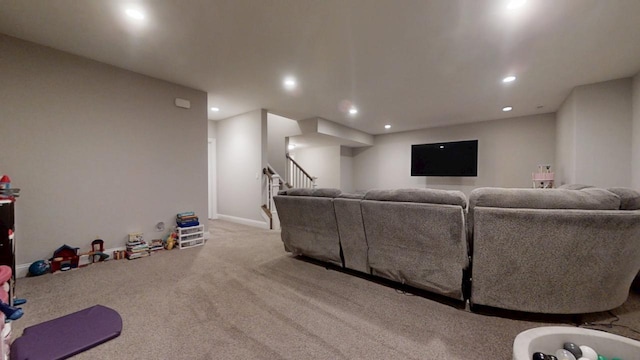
16, 246, 127, 279
217, 214, 269, 229
15, 264, 29, 279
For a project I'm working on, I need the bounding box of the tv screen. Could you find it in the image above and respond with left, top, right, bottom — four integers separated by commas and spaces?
411, 140, 478, 177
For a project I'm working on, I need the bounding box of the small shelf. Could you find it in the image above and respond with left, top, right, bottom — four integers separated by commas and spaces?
176, 225, 205, 249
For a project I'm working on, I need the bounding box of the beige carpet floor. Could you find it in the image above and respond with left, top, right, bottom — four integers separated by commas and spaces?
11, 220, 640, 359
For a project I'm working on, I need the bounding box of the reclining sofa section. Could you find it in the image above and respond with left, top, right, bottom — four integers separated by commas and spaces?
361, 189, 468, 300
274, 188, 469, 301
468, 187, 640, 314
273, 188, 342, 267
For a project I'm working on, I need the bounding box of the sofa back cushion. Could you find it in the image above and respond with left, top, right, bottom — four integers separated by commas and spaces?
469, 187, 620, 211
364, 188, 467, 208
278, 188, 341, 198
273, 189, 342, 266
607, 188, 640, 210
556, 184, 594, 190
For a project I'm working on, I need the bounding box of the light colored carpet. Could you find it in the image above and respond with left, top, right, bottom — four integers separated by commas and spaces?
11, 220, 640, 359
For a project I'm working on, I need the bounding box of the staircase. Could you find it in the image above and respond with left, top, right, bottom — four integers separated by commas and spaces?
261, 157, 316, 230
286, 153, 316, 189
261, 165, 284, 230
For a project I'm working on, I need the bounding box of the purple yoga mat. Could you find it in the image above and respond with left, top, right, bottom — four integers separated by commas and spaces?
10, 305, 122, 360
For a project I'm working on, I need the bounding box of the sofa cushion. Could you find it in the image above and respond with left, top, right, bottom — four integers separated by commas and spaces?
278, 188, 341, 198
338, 192, 365, 199
364, 188, 467, 208
607, 187, 640, 210
469, 187, 620, 210
557, 184, 594, 190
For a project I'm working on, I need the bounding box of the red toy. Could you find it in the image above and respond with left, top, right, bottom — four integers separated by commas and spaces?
49, 245, 80, 273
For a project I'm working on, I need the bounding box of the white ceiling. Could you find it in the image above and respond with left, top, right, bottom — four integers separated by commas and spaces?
1, 0, 640, 135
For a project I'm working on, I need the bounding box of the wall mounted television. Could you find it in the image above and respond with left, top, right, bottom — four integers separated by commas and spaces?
411, 140, 478, 177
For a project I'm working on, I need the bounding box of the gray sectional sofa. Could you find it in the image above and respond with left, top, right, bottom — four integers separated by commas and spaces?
273, 186, 640, 314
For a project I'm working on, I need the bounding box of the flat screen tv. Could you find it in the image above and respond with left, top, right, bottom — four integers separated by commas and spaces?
411, 140, 478, 177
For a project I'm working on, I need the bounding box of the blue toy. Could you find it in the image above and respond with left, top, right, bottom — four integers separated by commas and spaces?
0, 300, 23, 321
28, 260, 50, 276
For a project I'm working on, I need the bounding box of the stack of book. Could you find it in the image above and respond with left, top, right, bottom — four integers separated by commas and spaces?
176, 211, 199, 227
126, 232, 150, 260
149, 239, 164, 252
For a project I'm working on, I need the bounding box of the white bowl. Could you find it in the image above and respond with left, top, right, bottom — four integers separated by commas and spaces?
513, 326, 640, 360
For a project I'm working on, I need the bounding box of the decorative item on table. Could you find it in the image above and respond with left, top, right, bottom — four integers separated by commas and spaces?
532, 164, 554, 189
126, 232, 149, 260
0, 174, 20, 200
176, 211, 199, 227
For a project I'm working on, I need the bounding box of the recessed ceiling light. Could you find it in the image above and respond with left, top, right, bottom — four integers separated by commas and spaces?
210, 107, 220, 112
283, 77, 297, 90
349, 107, 358, 115
502, 75, 516, 83
384, 124, 391, 129
507, 0, 526, 9
288, 144, 296, 150
125, 8, 145, 20
502, 106, 513, 112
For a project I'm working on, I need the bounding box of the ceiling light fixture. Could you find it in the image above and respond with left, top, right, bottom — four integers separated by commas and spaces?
506, 0, 526, 9
210, 107, 220, 112
283, 77, 297, 90
349, 107, 358, 115
502, 75, 516, 83
288, 144, 296, 150
502, 106, 513, 112
125, 8, 145, 20
384, 124, 391, 129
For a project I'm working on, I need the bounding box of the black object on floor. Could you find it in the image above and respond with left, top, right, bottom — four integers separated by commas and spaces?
10, 304, 122, 360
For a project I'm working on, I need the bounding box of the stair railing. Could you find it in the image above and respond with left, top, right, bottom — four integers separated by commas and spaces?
262, 165, 283, 229
286, 153, 316, 189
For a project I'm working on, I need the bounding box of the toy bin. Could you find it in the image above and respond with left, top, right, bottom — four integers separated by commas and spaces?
513, 326, 640, 360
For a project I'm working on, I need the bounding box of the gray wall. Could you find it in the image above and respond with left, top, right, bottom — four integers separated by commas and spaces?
0, 35, 208, 265
266, 113, 301, 178
352, 113, 556, 195
291, 146, 341, 189
340, 146, 355, 193
555, 90, 577, 185
216, 110, 266, 224
633, 73, 640, 189
556, 78, 633, 188
208, 120, 217, 139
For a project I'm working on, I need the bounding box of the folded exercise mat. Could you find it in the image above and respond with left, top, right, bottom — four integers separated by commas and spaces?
10, 305, 122, 360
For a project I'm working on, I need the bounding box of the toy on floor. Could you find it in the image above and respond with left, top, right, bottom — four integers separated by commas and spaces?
49, 245, 80, 273
10, 304, 122, 360
28, 260, 50, 276
13, 298, 26, 306
0, 265, 22, 321
164, 231, 177, 250
78, 239, 111, 267
0, 301, 22, 321
89, 239, 109, 263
